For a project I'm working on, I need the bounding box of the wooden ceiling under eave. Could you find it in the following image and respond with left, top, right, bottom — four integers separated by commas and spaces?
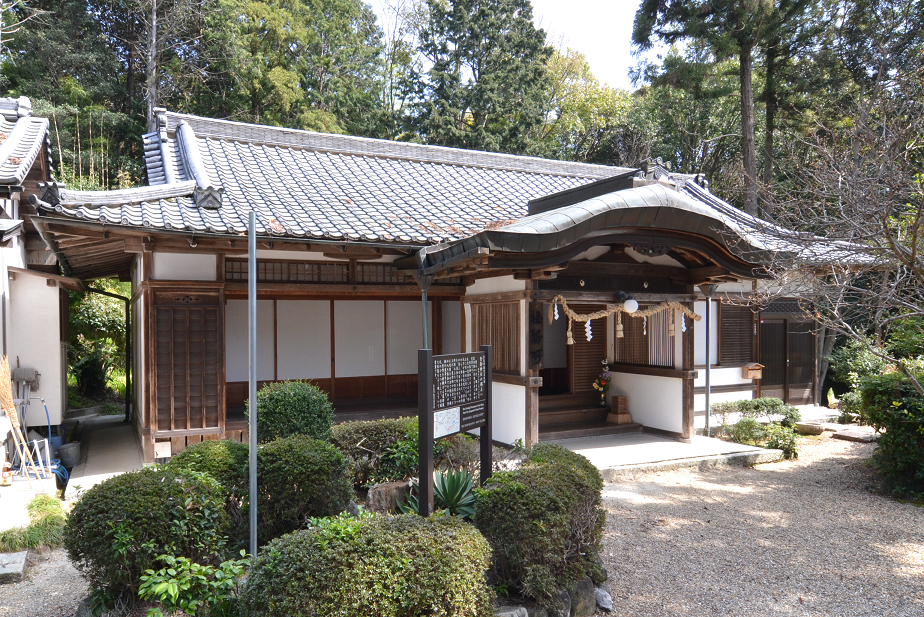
36, 222, 135, 281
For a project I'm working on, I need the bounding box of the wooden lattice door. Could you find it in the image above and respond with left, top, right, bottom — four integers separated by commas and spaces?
153, 292, 222, 433
570, 304, 607, 394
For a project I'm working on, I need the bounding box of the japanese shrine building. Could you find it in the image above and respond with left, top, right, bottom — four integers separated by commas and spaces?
22, 107, 818, 461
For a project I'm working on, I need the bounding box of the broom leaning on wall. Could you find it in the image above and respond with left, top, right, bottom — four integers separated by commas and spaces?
0, 356, 44, 492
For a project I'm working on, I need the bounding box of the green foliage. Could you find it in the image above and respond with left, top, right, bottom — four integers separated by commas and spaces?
886, 317, 924, 359
167, 440, 250, 546
724, 417, 766, 445
711, 398, 801, 428
860, 371, 924, 496
0, 495, 67, 552
829, 338, 888, 390
839, 390, 864, 424
255, 435, 354, 545
139, 551, 250, 617
411, 0, 554, 155
249, 380, 334, 443
398, 468, 476, 519
764, 424, 799, 460
64, 467, 230, 597
332, 417, 417, 486
242, 514, 493, 617
66, 279, 130, 399
473, 443, 604, 608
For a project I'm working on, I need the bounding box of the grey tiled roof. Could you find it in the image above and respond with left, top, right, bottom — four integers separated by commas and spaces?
0, 97, 49, 186
43, 109, 634, 245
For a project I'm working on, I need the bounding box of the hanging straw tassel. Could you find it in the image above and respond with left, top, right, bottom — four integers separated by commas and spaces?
566, 318, 574, 345
668, 309, 675, 337
616, 310, 624, 338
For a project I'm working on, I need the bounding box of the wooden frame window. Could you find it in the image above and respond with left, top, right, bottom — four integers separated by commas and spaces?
472, 302, 520, 374
614, 307, 675, 368
719, 303, 755, 365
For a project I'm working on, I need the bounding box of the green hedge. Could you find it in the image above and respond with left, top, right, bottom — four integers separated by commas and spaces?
167, 440, 250, 546
711, 397, 801, 427
473, 443, 604, 608
249, 380, 334, 442
64, 467, 229, 596
242, 513, 493, 617
256, 435, 354, 545
861, 371, 924, 495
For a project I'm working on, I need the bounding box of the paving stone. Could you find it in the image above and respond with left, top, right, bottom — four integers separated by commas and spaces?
795, 422, 825, 435
832, 429, 879, 443
0, 551, 27, 584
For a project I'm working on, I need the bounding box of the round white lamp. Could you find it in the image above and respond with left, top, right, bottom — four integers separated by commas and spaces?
623, 298, 639, 314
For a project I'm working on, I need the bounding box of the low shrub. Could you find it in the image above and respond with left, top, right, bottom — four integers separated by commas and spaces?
64, 466, 229, 597
168, 440, 250, 546
0, 494, 67, 552
332, 417, 416, 486
750, 397, 801, 427
242, 513, 493, 617
861, 371, 924, 496
474, 443, 604, 609
764, 424, 799, 459
139, 552, 250, 617
249, 380, 334, 443
725, 417, 765, 445
256, 434, 354, 545
839, 390, 864, 424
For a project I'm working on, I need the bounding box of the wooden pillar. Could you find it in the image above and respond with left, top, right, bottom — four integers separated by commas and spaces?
681, 304, 696, 441
525, 371, 540, 446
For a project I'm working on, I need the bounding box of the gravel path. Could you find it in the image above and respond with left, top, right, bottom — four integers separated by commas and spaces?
0, 549, 88, 617
600, 433, 924, 616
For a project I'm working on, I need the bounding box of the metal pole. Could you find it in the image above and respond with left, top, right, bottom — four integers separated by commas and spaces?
421, 288, 429, 350
701, 284, 717, 437
248, 211, 258, 557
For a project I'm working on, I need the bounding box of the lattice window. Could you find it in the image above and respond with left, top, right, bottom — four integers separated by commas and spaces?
614, 307, 674, 368
719, 304, 755, 365
472, 302, 520, 373
225, 258, 348, 283
356, 263, 409, 284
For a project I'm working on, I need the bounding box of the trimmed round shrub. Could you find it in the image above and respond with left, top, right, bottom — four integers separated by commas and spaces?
474, 443, 604, 608
249, 380, 334, 443
332, 417, 416, 486
64, 466, 229, 596
257, 435, 354, 545
242, 513, 493, 617
167, 440, 250, 546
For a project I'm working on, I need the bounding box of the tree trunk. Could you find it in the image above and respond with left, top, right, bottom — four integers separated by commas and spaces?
739, 43, 758, 216
762, 40, 779, 191
817, 326, 837, 404
145, 0, 158, 133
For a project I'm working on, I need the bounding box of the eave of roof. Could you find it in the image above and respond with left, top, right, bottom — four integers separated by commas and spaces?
0, 115, 49, 186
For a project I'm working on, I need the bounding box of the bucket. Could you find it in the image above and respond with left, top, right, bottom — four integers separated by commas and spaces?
57, 442, 81, 468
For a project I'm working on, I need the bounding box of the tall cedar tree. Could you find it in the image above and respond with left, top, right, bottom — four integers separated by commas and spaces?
633, 0, 776, 216
411, 0, 553, 155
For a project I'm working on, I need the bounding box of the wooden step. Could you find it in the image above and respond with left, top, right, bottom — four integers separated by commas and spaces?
539, 393, 600, 411
539, 422, 643, 441
539, 406, 609, 426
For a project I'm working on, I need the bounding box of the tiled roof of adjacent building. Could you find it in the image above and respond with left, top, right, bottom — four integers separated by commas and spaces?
0, 97, 50, 186
37, 108, 635, 245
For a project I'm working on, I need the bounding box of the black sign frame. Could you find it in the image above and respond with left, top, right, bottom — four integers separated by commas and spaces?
417, 345, 493, 517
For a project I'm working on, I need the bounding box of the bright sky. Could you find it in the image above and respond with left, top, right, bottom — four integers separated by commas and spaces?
369, 0, 655, 91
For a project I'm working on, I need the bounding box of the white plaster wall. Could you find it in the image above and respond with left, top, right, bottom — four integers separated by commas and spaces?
441, 301, 461, 355
694, 300, 718, 366
463, 303, 472, 352
609, 373, 683, 434
386, 300, 430, 374
225, 299, 275, 381
152, 253, 216, 281
334, 300, 385, 377
492, 382, 526, 445
276, 300, 331, 379
9, 274, 64, 426
466, 275, 525, 295
694, 366, 751, 388
0, 208, 25, 357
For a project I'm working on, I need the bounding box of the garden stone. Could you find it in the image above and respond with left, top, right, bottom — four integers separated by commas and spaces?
795, 422, 824, 435
595, 586, 614, 613
366, 480, 410, 513
527, 606, 550, 617
569, 577, 596, 617
549, 588, 571, 617
495, 607, 528, 617
833, 428, 879, 443
0, 551, 27, 584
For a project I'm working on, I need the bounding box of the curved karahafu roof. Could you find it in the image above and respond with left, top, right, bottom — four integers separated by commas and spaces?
396, 183, 787, 279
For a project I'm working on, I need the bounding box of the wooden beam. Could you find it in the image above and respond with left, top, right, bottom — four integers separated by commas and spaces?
681, 302, 695, 441
562, 260, 689, 280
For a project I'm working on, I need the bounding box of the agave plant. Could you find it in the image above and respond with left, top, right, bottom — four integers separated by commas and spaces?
398, 468, 476, 519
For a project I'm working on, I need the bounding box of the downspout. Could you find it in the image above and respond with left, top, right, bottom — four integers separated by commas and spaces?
700, 284, 718, 437
84, 286, 132, 424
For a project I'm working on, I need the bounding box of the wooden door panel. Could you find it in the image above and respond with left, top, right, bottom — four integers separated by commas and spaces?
570, 304, 607, 394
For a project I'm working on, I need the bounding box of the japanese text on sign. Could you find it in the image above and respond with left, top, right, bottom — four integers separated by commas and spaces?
433, 353, 486, 411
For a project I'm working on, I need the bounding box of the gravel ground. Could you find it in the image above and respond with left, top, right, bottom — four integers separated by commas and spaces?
0, 548, 88, 617
600, 433, 924, 617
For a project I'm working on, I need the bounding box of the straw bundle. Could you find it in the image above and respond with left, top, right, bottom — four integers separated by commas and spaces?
0, 356, 19, 426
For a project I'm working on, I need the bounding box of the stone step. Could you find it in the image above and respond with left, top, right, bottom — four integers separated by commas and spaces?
539, 407, 609, 426
539, 422, 643, 441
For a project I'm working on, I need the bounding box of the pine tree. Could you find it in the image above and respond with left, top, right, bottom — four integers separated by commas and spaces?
409, 0, 553, 155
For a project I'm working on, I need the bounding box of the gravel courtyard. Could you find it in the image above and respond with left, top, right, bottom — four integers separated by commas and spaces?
600, 433, 924, 617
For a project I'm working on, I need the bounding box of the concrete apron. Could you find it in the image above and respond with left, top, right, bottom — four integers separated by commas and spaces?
548, 432, 783, 481
63, 415, 143, 500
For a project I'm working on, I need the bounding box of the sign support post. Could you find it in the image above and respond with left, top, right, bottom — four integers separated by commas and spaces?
418, 348, 435, 517
480, 345, 493, 487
